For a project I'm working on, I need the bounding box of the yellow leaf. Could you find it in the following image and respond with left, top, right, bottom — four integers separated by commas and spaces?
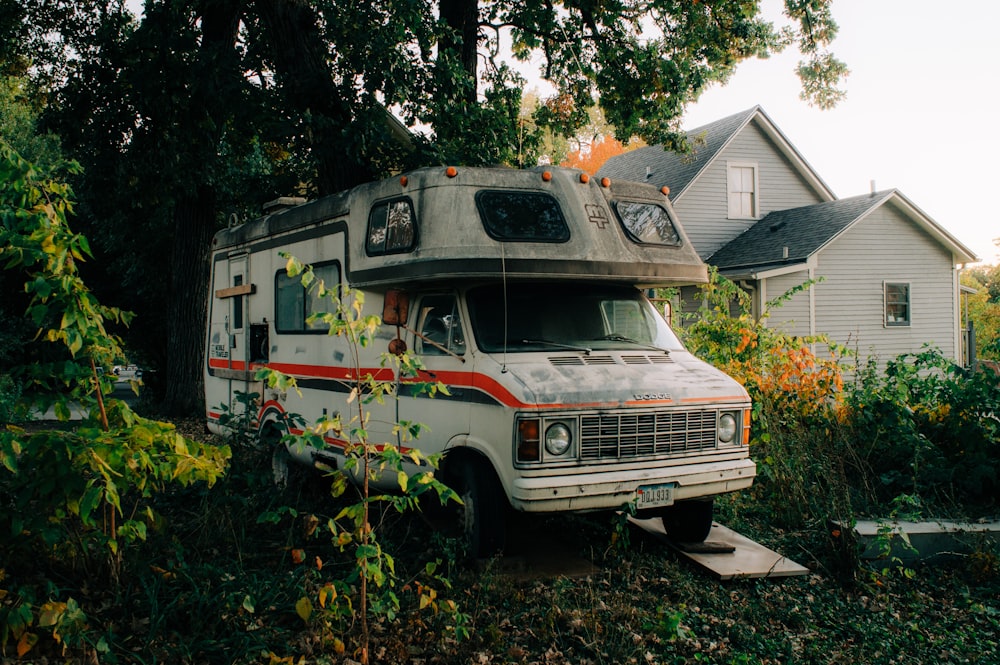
295, 596, 313, 622
38, 601, 67, 627
319, 584, 337, 608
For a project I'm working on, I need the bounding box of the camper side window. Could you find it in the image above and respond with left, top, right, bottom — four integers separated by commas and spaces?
476, 190, 570, 242
274, 261, 342, 333
367, 198, 416, 255
613, 201, 681, 246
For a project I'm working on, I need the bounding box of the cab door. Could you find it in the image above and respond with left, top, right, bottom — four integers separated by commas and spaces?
396, 292, 472, 457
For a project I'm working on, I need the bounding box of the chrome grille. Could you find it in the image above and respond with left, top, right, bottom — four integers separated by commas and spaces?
579, 410, 718, 460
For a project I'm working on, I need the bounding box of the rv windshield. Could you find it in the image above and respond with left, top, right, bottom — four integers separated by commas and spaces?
466, 283, 684, 354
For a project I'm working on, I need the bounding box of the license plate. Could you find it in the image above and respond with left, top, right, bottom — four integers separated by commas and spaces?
637, 483, 674, 508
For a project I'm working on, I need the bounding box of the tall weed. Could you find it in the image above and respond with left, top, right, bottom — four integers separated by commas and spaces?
676, 270, 852, 534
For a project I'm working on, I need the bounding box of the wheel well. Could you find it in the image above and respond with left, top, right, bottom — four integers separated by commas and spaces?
257, 414, 285, 445
439, 448, 496, 487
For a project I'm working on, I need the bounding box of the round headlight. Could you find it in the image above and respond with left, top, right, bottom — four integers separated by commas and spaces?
544, 423, 572, 456
718, 413, 738, 444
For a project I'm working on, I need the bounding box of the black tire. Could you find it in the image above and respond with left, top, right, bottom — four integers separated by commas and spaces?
261, 421, 293, 489
449, 457, 507, 559
661, 499, 715, 543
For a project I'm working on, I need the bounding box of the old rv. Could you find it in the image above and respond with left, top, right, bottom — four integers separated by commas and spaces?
205, 166, 755, 556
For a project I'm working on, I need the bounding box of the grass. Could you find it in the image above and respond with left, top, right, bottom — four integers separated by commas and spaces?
3, 418, 998, 665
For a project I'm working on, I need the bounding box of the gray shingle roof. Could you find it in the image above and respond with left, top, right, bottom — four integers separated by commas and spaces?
597, 106, 759, 199
707, 191, 895, 271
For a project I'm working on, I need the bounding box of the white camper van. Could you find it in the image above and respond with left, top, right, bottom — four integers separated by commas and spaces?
205, 166, 755, 556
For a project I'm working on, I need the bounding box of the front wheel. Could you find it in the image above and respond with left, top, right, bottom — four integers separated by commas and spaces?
660, 499, 715, 543
448, 457, 507, 559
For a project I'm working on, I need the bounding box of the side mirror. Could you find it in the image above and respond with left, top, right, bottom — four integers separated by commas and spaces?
382, 289, 410, 326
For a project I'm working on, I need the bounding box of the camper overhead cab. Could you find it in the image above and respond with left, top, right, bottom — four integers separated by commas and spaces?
205, 165, 756, 556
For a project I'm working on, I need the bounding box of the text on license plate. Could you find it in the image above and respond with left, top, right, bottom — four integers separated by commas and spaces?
637, 483, 675, 508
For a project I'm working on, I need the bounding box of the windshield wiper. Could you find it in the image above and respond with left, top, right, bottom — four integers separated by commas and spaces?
597, 334, 671, 355
521, 339, 592, 355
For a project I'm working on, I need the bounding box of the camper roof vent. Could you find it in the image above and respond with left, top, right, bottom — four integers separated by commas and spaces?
263, 196, 307, 214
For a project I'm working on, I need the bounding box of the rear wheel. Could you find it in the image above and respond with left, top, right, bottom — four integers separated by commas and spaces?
445, 456, 507, 558
661, 499, 715, 543
261, 421, 293, 489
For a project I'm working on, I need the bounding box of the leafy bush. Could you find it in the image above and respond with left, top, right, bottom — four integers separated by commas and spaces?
676, 269, 999, 540
0, 139, 230, 658
675, 270, 852, 533
844, 347, 999, 515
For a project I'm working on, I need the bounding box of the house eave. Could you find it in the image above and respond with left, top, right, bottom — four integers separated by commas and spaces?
715, 258, 815, 281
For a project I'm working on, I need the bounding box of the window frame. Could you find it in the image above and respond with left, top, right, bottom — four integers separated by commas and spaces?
727, 161, 759, 220
475, 189, 571, 243
273, 260, 343, 334
414, 293, 466, 357
612, 200, 682, 246
366, 197, 418, 256
884, 281, 911, 327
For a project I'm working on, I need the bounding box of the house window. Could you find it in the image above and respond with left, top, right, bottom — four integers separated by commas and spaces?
275, 261, 342, 333
727, 163, 758, 219
884, 282, 910, 327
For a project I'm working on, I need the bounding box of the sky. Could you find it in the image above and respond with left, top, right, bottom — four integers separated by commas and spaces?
678, 0, 999, 265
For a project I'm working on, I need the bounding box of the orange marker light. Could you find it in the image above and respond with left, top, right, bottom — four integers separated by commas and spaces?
541, 170, 552, 182
400, 175, 408, 187
600, 177, 611, 188
446, 166, 458, 178
518, 419, 541, 461
579, 173, 590, 183
661, 185, 671, 196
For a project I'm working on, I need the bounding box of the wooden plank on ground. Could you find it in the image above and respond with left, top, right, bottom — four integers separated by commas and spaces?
629, 517, 809, 580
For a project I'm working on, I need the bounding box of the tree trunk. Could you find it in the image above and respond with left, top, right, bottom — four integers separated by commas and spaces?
439, 0, 479, 105
254, 0, 372, 195
160, 0, 242, 415
162, 187, 216, 416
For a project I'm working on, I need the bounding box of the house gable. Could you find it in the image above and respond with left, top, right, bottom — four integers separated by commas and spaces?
599, 106, 835, 259
812, 200, 962, 364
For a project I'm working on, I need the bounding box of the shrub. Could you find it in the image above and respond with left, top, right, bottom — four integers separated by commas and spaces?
675, 270, 852, 532
0, 140, 230, 658
844, 347, 999, 515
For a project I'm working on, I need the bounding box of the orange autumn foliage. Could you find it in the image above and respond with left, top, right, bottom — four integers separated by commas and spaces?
561, 136, 628, 175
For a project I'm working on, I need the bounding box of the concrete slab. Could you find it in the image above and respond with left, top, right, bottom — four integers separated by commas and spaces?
630, 517, 809, 580
851, 519, 1000, 562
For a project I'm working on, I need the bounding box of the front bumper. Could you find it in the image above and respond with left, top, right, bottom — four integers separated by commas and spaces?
509, 457, 756, 513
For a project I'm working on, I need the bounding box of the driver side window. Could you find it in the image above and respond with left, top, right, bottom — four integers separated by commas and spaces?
416, 295, 465, 356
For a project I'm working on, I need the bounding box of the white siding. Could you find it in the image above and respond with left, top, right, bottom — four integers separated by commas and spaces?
763, 270, 813, 338
674, 119, 826, 259
813, 204, 958, 367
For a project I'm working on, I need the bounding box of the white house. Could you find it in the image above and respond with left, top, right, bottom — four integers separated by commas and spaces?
598, 106, 979, 366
